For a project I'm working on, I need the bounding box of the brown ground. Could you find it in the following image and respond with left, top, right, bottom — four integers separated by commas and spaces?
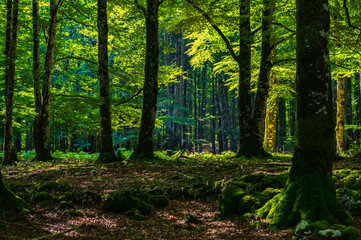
0, 154, 360, 239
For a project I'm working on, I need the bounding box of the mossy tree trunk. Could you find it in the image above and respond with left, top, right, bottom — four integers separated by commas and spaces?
262, 0, 352, 229
132, 0, 161, 159
35, 0, 60, 161
277, 97, 286, 151
96, 0, 118, 163
335, 75, 347, 153
263, 93, 277, 151
0, 170, 28, 212
248, 0, 275, 157
3, 0, 19, 165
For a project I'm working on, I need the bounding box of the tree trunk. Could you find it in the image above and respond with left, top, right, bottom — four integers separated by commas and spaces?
96, 0, 118, 163
277, 97, 286, 151
3, 0, 19, 165
263, 95, 277, 151
133, 0, 160, 159
236, 0, 253, 158
335, 76, 347, 153
353, 72, 361, 141
35, 0, 59, 161
262, 0, 352, 228
345, 77, 352, 146
33, 0, 42, 159
193, 70, 198, 151
0, 170, 29, 212
210, 77, 216, 153
249, 0, 275, 157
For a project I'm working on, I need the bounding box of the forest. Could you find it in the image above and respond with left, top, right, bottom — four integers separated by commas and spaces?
1, 0, 361, 239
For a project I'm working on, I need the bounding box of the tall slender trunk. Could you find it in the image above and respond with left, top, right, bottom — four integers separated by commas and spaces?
277, 97, 286, 151
335, 75, 347, 153
249, 0, 275, 157
3, 0, 19, 165
345, 77, 352, 146
96, 0, 117, 163
210, 77, 216, 153
193, 70, 198, 151
33, 0, 42, 159
133, 0, 160, 159
236, 0, 252, 157
354, 72, 361, 141
35, 0, 59, 161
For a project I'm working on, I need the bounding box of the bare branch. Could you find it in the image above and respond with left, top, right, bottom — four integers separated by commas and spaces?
272, 22, 296, 33
54, 56, 97, 65
343, 0, 361, 31
114, 88, 143, 106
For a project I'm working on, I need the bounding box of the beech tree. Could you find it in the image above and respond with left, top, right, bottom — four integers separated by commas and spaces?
96, 0, 118, 163
34, 0, 61, 161
259, 0, 352, 228
132, 0, 163, 159
3, 0, 19, 165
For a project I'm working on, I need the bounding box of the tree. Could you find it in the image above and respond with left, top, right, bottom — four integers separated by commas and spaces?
132, 0, 163, 159
3, 0, 20, 165
0, 170, 28, 213
96, 0, 118, 163
259, 0, 352, 228
34, 0, 61, 161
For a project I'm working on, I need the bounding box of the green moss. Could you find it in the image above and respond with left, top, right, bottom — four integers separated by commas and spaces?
127, 208, 147, 220
240, 212, 254, 221
184, 212, 197, 223
218, 184, 246, 218
35, 180, 70, 193
261, 188, 282, 199
57, 190, 101, 205
102, 190, 152, 215
58, 201, 74, 210
265, 175, 352, 229
0, 185, 29, 212
33, 191, 53, 202
256, 192, 282, 219
340, 226, 359, 240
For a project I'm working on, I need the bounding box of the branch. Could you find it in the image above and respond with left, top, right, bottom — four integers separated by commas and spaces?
134, 0, 146, 16
272, 58, 295, 66
53, 94, 93, 99
114, 88, 143, 106
343, 0, 361, 31
251, 25, 262, 35
272, 22, 296, 33
54, 56, 97, 65
271, 33, 296, 50
185, 0, 239, 63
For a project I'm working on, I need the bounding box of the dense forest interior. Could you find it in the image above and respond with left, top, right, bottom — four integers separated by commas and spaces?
1, 0, 361, 239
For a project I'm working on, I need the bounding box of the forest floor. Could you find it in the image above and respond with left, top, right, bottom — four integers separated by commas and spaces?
1, 152, 361, 239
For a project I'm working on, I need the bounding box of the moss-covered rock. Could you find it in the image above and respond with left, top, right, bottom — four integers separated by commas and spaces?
261, 188, 282, 199
184, 212, 197, 223
58, 200, 74, 210
35, 180, 70, 193
33, 191, 53, 203
102, 190, 152, 215
127, 208, 147, 220
218, 184, 246, 218
58, 190, 101, 206
292, 220, 359, 240
256, 192, 282, 219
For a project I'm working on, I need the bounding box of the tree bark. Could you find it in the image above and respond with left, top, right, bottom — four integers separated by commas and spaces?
236, 0, 253, 158
35, 0, 59, 161
262, 0, 352, 228
277, 97, 286, 151
132, 0, 160, 159
3, 0, 19, 165
335, 75, 347, 153
96, 0, 118, 163
33, 0, 42, 160
248, 0, 275, 157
